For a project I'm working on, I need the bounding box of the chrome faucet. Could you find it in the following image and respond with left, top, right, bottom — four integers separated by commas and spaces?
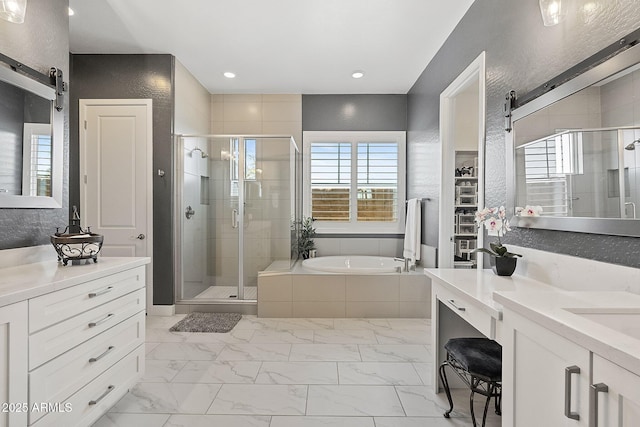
394, 257, 410, 272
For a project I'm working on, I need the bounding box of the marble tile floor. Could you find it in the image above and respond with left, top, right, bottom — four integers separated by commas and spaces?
93, 315, 501, 427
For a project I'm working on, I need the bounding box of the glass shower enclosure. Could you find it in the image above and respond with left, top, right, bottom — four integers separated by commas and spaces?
174, 135, 301, 303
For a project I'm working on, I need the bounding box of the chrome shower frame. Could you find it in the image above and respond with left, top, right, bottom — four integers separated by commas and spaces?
173, 134, 300, 308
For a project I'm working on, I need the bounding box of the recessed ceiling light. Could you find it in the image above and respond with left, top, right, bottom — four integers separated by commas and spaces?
352, 71, 365, 79
68, 7, 75, 16
223, 72, 236, 79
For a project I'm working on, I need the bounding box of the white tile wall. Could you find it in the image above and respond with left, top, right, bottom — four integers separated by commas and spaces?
313, 238, 403, 258
210, 94, 302, 145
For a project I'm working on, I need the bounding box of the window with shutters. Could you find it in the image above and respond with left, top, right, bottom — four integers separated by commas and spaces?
520, 131, 584, 216
22, 123, 52, 197
303, 131, 406, 233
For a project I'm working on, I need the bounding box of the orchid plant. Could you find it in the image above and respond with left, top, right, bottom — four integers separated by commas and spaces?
474, 206, 522, 258
515, 205, 543, 217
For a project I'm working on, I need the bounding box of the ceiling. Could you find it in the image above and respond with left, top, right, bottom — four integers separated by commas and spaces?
68, 0, 474, 94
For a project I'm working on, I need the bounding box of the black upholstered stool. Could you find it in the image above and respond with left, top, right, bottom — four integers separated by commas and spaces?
439, 337, 502, 427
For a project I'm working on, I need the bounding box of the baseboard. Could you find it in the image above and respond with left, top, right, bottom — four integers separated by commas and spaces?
147, 304, 176, 316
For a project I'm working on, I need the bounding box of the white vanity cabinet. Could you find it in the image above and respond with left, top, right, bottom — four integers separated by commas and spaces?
28, 264, 146, 427
502, 308, 590, 426
592, 355, 640, 427
0, 301, 28, 427
503, 308, 640, 427
0, 257, 148, 427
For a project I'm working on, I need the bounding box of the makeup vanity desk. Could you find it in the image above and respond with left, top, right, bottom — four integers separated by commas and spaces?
424, 268, 556, 393
426, 268, 640, 427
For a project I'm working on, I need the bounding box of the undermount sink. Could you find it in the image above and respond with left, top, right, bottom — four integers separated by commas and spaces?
564, 307, 640, 341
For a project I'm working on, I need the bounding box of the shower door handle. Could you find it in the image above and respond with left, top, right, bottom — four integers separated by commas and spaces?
232, 209, 239, 229
185, 205, 195, 219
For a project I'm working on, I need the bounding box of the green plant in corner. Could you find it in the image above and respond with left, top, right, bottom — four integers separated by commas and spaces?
297, 216, 316, 259
473, 206, 522, 258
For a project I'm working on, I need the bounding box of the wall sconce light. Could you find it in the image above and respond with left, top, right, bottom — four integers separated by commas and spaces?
0, 0, 27, 23
539, 0, 566, 26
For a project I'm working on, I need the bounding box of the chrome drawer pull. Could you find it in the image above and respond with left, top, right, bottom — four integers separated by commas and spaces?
448, 299, 466, 311
88, 313, 114, 328
88, 385, 114, 406
564, 365, 580, 420
88, 286, 113, 298
89, 345, 115, 363
589, 383, 609, 427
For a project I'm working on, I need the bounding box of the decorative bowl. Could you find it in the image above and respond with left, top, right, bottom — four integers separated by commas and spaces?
50, 227, 104, 266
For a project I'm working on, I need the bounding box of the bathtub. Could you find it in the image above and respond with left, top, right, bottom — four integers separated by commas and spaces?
302, 255, 403, 274
302, 256, 403, 274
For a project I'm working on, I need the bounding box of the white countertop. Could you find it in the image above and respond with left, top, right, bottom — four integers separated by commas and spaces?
0, 257, 150, 308
495, 290, 640, 377
424, 268, 556, 319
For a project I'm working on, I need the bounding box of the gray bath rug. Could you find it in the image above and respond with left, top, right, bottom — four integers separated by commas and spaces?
169, 312, 242, 333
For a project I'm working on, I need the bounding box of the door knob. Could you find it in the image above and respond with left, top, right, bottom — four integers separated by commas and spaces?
136, 234, 145, 240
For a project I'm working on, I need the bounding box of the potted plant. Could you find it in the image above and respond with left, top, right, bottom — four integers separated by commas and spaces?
297, 216, 316, 259
474, 206, 522, 276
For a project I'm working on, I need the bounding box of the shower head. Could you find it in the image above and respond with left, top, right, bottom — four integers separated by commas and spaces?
624, 139, 640, 150
191, 147, 209, 158
625, 139, 640, 150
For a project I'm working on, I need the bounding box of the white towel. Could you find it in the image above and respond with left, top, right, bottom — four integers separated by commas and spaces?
403, 199, 421, 263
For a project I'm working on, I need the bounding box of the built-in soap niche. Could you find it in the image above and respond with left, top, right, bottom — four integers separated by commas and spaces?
607, 167, 630, 198
200, 176, 210, 205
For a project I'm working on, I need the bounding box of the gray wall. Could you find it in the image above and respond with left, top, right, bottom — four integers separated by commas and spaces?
0, 0, 69, 249
301, 94, 407, 256
69, 54, 175, 304
303, 94, 406, 131
407, 0, 640, 269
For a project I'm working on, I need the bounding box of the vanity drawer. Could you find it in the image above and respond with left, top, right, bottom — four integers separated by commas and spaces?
28, 311, 144, 424
29, 288, 145, 369
435, 282, 494, 338
29, 266, 145, 333
31, 344, 145, 427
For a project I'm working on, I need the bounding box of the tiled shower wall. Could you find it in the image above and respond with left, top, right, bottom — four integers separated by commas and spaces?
211, 94, 302, 145
175, 61, 211, 299
209, 95, 302, 283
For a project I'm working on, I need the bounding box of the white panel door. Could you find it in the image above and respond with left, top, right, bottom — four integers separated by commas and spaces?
80, 100, 153, 306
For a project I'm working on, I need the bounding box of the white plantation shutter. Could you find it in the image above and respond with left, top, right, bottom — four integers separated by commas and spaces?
357, 142, 398, 222
523, 138, 569, 216
304, 131, 406, 233
310, 142, 351, 221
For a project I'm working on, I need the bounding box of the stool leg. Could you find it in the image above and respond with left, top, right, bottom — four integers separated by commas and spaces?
480, 383, 494, 427
469, 386, 478, 427
438, 362, 454, 418
495, 386, 502, 416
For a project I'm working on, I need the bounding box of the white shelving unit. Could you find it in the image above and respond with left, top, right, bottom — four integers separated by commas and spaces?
453, 151, 478, 268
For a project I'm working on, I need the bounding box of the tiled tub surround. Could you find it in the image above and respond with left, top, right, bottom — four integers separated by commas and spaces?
93, 314, 501, 427
257, 262, 430, 318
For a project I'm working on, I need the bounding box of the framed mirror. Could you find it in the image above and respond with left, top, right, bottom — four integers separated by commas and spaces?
507, 37, 640, 237
0, 62, 63, 208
